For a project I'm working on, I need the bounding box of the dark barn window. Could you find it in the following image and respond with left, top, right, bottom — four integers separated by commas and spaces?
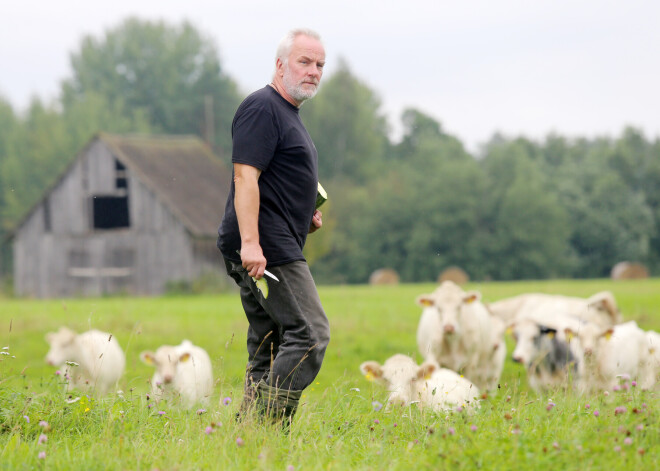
115, 159, 128, 189
92, 196, 130, 229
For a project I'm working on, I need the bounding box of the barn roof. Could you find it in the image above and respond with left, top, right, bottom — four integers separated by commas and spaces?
99, 133, 232, 238
8, 133, 232, 240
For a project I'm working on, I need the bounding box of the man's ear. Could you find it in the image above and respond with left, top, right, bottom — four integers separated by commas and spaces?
275, 57, 285, 78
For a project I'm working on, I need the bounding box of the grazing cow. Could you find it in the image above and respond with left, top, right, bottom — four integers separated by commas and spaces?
360, 354, 480, 413
509, 317, 583, 392
565, 321, 653, 393
45, 327, 126, 395
140, 340, 214, 408
416, 281, 505, 391
488, 291, 622, 328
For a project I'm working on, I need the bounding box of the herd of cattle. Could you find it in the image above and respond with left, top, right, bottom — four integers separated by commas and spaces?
42, 281, 659, 413
361, 281, 660, 413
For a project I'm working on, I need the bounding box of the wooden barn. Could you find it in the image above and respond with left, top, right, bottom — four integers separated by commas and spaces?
11, 133, 232, 298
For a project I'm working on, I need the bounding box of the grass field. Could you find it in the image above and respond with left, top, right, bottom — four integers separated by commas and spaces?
1, 279, 659, 469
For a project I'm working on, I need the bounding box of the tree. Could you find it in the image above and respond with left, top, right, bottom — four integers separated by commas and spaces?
61, 18, 240, 154
478, 138, 570, 279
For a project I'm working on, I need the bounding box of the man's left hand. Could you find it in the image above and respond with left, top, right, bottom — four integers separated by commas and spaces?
309, 210, 322, 233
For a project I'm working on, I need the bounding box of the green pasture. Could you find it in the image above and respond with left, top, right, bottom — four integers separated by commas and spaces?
1, 279, 659, 469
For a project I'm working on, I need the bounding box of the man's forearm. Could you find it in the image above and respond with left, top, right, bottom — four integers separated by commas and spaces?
234, 176, 261, 247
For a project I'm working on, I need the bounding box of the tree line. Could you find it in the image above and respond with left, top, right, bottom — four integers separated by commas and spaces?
1, 18, 659, 284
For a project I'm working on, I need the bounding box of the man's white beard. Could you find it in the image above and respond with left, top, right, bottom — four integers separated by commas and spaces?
282, 64, 318, 103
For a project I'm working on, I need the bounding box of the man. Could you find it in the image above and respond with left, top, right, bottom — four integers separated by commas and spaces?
217, 29, 330, 426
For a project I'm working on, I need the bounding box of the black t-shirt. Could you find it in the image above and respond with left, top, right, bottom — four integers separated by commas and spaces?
217, 86, 318, 266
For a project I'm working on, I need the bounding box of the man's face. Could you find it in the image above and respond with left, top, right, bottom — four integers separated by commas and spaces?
279, 35, 325, 104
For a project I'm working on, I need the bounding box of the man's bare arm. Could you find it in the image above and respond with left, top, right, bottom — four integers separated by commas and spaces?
233, 163, 266, 279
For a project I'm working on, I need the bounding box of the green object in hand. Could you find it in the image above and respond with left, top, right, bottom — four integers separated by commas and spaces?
316, 182, 328, 209
253, 277, 269, 299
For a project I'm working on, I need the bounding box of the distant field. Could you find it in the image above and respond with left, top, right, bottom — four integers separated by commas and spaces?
0, 279, 658, 469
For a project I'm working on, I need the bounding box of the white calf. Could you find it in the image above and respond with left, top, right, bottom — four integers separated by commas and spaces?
360, 354, 480, 413
45, 327, 126, 395
416, 281, 505, 391
565, 321, 653, 393
140, 340, 214, 408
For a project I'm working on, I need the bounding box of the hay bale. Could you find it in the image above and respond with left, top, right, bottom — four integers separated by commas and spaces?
369, 268, 400, 285
437, 266, 470, 285
611, 262, 649, 280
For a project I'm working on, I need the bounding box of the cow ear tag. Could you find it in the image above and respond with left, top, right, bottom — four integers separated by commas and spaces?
180, 353, 191, 363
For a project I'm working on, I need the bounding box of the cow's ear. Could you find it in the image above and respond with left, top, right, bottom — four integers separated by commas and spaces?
505, 322, 516, 336
140, 351, 156, 365
416, 295, 435, 308
600, 328, 614, 340
463, 292, 481, 304
179, 352, 191, 363
360, 361, 383, 381
417, 362, 437, 380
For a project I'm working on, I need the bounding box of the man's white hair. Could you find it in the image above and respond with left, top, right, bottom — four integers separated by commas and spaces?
275, 28, 323, 65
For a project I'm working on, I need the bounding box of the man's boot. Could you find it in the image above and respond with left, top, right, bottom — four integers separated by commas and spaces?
255, 380, 302, 431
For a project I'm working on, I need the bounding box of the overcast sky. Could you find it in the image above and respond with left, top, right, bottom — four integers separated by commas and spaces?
2, 0, 659, 152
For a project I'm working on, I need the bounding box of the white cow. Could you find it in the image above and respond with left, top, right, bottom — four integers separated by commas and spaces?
360, 354, 480, 413
488, 291, 621, 328
509, 317, 583, 392
140, 340, 214, 408
416, 281, 505, 391
45, 327, 126, 395
565, 321, 654, 393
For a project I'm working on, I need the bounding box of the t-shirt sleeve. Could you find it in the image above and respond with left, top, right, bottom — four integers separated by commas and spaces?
231, 105, 278, 171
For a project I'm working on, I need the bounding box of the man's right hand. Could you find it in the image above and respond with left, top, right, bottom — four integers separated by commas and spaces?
240, 243, 267, 280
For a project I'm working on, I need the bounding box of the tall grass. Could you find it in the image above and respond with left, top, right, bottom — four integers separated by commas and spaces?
1, 279, 658, 469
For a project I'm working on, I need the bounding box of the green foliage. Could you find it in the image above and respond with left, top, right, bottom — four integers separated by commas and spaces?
61, 17, 241, 154
0, 280, 659, 469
